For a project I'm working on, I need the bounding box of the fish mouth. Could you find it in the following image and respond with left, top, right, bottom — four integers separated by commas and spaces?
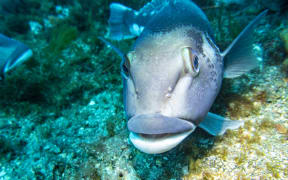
128, 114, 196, 154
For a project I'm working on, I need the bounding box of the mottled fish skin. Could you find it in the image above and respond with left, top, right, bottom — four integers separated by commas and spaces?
103, 0, 267, 154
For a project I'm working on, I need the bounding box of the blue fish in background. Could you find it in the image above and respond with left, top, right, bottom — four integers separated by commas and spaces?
0, 34, 32, 80
101, 0, 267, 154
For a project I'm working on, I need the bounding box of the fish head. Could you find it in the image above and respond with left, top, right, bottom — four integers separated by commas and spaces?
123, 27, 223, 154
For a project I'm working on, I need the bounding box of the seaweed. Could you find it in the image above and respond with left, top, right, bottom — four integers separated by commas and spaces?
46, 24, 78, 59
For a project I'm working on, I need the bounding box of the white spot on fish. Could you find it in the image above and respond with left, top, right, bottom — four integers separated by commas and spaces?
130, 24, 144, 35
132, 24, 139, 32
165, 93, 171, 98
168, 86, 172, 92
150, 11, 155, 15
142, 12, 147, 16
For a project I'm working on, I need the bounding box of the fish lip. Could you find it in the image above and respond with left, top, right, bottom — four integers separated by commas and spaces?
127, 113, 196, 135
127, 113, 197, 154
129, 130, 194, 154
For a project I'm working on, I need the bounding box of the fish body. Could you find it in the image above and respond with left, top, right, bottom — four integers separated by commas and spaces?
0, 34, 32, 80
102, 0, 267, 154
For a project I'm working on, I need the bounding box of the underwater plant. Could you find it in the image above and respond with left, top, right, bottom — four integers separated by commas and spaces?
46, 24, 78, 59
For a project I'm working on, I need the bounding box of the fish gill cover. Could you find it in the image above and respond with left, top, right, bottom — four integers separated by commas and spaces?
0, 0, 287, 179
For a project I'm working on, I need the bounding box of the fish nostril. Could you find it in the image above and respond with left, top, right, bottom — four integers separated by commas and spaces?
165, 86, 173, 98
135, 88, 140, 99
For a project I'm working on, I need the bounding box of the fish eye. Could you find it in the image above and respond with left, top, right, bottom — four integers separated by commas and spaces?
181, 47, 200, 76
193, 55, 199, 72
121, 56, 130, 79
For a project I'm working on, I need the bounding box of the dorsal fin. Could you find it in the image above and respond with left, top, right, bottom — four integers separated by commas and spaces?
138, 0, 170, 15
222, 10, 268, 78
108, 0, 171, 40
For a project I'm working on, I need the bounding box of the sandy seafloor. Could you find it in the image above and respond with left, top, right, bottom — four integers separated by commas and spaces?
0, 0, 287, 179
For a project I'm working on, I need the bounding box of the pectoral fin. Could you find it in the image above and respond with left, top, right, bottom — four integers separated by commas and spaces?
199, 112, 244, 136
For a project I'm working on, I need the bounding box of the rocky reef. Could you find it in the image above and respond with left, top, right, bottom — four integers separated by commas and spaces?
0, 0, 287, 179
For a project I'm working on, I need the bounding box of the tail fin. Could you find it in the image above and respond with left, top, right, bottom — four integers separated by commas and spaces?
108, 3, 143, 40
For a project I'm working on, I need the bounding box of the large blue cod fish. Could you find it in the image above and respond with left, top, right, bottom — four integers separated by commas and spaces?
100, 0, 267, 154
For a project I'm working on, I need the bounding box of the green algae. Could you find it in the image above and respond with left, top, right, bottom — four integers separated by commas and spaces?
46, 24, 78, 58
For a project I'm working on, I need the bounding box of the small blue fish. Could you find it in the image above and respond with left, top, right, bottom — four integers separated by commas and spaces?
101, 0, 267, 154
0, 34, 33, 80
